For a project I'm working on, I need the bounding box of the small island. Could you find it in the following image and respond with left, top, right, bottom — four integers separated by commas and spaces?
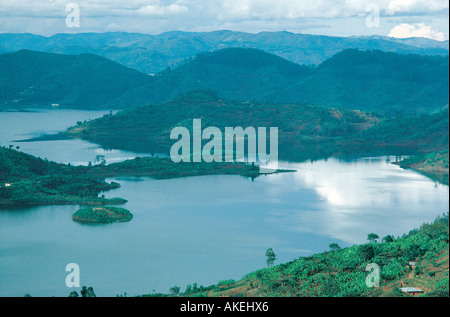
72, 206, 133, 224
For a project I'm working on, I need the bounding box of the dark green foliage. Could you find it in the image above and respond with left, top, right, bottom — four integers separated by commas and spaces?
65, 89, 449, 164
265, 248, 277, 267
1, 31, 447, 77
288, 49, 449, 114
359, 244, 375, 262
329, 243, 342, 251
231, 213, 449, 297
1, 146, 271, 205
0, 146, 124, 205
169, 286, 180, 296
396, 149, 449, 185
424, 289, 450, 297
72, 207, 133, 224
99, 48, 449, 114
80, 286, 96, 297
0, 49, 152, 109
1, 48, 447, 115
367, 233, 380, 243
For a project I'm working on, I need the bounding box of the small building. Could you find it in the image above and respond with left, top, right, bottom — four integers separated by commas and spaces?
4, 183, 12, 187
400, 287, 423, 297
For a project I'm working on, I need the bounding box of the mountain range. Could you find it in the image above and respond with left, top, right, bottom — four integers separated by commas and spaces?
0, 31, 448, 74
1, 47, 448, 114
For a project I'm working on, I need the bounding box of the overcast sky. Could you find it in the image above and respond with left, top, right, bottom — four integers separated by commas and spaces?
0, 0, 448, 40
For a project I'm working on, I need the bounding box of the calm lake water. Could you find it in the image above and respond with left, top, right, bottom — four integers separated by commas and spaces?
0, 109, 448, 297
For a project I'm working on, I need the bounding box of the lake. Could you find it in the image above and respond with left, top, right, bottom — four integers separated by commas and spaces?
0, 109, 448, 297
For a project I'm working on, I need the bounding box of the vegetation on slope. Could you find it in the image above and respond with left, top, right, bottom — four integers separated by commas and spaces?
104, 48, 449, 114
0, 49, 152, 109
1, 48, 447, 115
0, 146, 283, 205
140, 213, 449, 297
1, 31, 447, 74
0, 146, 124, 205
65, 90, 449, 163
282, 49, 449, 113
394, 149, 449, 185
72, 206, 133, 224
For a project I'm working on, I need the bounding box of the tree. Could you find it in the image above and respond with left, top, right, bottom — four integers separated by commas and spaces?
80, 286, 96, 297
95, 155, 106, 166
265, 248, 277, 267
329, 243, 342, 251
170, 286, 180, 296
382, 235, 394, 243
359, 244, 375, 261
367, 233, 379, 243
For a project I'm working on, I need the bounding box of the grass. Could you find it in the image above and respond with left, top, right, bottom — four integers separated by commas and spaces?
72, 206, 133, 224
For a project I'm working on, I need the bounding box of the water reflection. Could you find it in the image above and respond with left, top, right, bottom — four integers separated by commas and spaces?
261, 157, 449, 244
0, 109, 448, 297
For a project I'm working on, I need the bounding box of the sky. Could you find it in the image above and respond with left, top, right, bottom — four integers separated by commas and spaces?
0, 0, 448, 40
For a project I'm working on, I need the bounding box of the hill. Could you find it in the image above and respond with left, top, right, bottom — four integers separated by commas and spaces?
65, 90, 449, 163
394, 150, 449, 185
142, 213, 449, 297
0, 49, 152, 109
105, 48, 449, 114
1, 48, 448, 114
272, 49, 449, 113
0, 145, 279, 205
0, 31, 448, 74
103, 48, 314, 108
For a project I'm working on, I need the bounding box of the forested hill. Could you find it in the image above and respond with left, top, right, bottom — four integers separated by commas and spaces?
102, 48, 314, 108
65, 90, 449, 163
1, 48, 448, 114
0, 49, 152, 109
272, 49, 449, 113
0, 31, 448, 74
114, 48, 448, 114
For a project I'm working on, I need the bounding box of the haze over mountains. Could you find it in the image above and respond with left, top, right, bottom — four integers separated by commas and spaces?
0, 31, 448, 74
0, 46, 448, 114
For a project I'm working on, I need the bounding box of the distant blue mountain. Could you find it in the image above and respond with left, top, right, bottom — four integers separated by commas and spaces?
0, 31, 448, 74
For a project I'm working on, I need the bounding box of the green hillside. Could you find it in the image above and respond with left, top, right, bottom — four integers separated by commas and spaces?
278, 49, 449, 113
1, 31, 448, 74
0, 145, 124, 205
145, 213, 449, 297
105, 48, 449, 114
65, 90, 449, 163
0, 49, 152, 109
1, 48, 447, 114
394, 150, 449, 185
0, 145, 278, 205
104, 48, 314, 108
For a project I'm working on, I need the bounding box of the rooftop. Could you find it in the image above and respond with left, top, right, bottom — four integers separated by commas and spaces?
400, 287, 423, 293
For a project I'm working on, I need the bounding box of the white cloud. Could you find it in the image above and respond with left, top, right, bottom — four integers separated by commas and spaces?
137, 2, 188, 16
0, 0, 448, 37
388, 23, 447, 41
385, 0, 449, 15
